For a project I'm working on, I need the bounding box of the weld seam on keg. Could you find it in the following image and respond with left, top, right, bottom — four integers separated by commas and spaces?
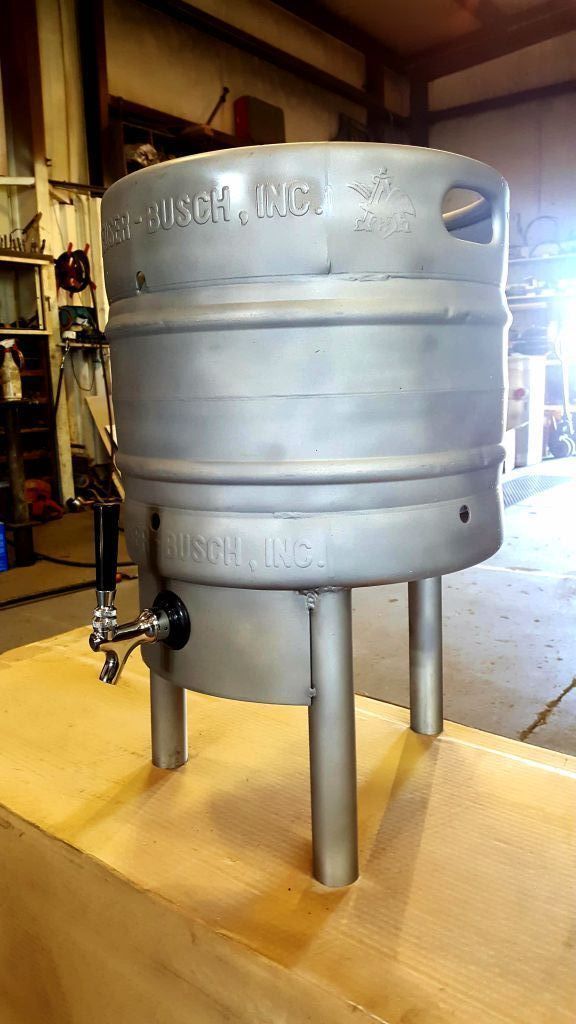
106, 272, 509, 304
118, 444, 505, 486
107, 305, 508, 336
115, 386, 506, 402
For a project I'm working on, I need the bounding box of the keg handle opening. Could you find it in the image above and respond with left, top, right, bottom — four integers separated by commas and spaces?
89, 503, 190, 684
442, 189, 492, 242
440, 168, 507, 250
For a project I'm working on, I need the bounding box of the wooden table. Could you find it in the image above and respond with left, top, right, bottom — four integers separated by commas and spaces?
0, 629, 574, 1023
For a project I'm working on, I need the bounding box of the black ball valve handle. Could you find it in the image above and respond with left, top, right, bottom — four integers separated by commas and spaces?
94, 501, 121, 606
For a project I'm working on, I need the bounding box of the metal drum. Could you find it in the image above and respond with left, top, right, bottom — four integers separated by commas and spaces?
98, 143, 510, 886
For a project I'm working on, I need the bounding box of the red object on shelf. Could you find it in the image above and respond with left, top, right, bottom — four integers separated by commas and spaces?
25, 479, 63, 521
233, 96, 285, 145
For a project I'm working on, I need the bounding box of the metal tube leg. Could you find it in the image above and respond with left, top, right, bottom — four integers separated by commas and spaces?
308, 589, 359, 887
150, 672, 188, 769
408, 576, 443, 736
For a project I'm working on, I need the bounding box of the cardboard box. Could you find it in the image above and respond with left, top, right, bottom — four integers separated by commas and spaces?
0, 630, 574, 1023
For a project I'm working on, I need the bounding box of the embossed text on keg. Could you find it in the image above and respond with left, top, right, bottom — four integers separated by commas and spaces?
264, 537, 326, 570
101, 211, 131, 251
146, 187, 231, 234
255, 182, 311, 219
130, 524, 149, 554
164, 532, 241, 566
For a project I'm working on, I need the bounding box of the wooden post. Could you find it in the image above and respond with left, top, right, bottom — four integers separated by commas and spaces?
409, 74, 429, 147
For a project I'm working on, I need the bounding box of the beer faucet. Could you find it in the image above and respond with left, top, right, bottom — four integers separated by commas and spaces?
89, 503, 190, 684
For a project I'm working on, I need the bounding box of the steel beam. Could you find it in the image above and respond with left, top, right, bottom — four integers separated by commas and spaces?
430, 78, 576, 122
136, 0, 408, 125
410, 1, 576, 81
270, 0, 405, 75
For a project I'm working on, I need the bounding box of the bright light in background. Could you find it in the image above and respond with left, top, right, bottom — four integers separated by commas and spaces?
553, 297, 576, 363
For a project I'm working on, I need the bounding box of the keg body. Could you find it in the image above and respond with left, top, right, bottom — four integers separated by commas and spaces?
102, 143, 509, 592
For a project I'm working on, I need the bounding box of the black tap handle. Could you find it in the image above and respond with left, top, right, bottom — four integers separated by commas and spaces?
94, 502, 120, 594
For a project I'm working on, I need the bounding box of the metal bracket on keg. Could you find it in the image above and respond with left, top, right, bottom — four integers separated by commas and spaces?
89, 503, 190, 684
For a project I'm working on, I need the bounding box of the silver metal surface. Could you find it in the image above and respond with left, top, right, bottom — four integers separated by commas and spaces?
92, 603, 117, 635
90, 606, 170, 684
96, 590, 116, 610
102, 143, 509, 594
408, 577, 443, 735
308, 589, 358, 887
99, 143, 510, 885
140, 577, 312, 704
151, 671, 188, 769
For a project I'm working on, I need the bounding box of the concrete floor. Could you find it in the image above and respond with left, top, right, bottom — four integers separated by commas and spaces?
1, 462, 575, 755
354, 481, 576, 755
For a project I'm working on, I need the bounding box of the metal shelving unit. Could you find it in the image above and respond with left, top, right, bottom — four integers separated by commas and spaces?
0, 249, 57, 497
0, 328, 49, 336
507, 254, 576, 460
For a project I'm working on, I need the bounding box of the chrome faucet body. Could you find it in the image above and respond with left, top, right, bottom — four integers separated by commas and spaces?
89, 599, 171, 684
88, 504, 190, 685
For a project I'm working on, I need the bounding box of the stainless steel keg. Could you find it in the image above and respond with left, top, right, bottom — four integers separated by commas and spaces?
91, 143, 510, 887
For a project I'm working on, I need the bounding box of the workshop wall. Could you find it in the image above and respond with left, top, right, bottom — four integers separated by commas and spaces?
104, 0, 383, 141
430, 33, 576, 251
0, 65, 7, 178
31, 0, 408, 465
36, 0, 88, 185
35, 0, 102, 310
0, 64, 8, 234
32, 0, 108, 466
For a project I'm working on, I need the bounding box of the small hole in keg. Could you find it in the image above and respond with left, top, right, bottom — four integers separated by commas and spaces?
459, 505, 471, 524
150, 512, 161, 531
136, 270, 146, 292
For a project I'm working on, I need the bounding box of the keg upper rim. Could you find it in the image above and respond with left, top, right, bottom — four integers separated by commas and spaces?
102, 140, 509, 301
103, 140, 504, 198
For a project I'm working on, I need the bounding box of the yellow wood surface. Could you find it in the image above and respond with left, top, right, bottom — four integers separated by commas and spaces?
0, 629, 575, 1024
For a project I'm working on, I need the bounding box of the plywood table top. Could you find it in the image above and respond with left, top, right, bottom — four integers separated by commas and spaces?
0, 629, 574, 1024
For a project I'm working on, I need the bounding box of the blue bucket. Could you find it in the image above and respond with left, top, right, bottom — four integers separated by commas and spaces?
0, 522, 8, 572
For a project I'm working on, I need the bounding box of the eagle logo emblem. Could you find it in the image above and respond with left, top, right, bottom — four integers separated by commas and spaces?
347, 169, 416, 236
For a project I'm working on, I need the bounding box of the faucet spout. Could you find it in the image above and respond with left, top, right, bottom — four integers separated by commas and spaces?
89, 608, 171, 685
100, 649, 121, 684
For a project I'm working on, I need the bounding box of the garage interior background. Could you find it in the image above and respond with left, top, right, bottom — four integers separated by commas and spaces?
1, 5, 576, 1020
1, 0, 575, 755
2, 0, 576, 492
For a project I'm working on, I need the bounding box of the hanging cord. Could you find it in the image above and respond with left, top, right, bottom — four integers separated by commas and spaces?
71, 348, 97, 392
35, 552, 135, 569
53, 336, 70, 415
